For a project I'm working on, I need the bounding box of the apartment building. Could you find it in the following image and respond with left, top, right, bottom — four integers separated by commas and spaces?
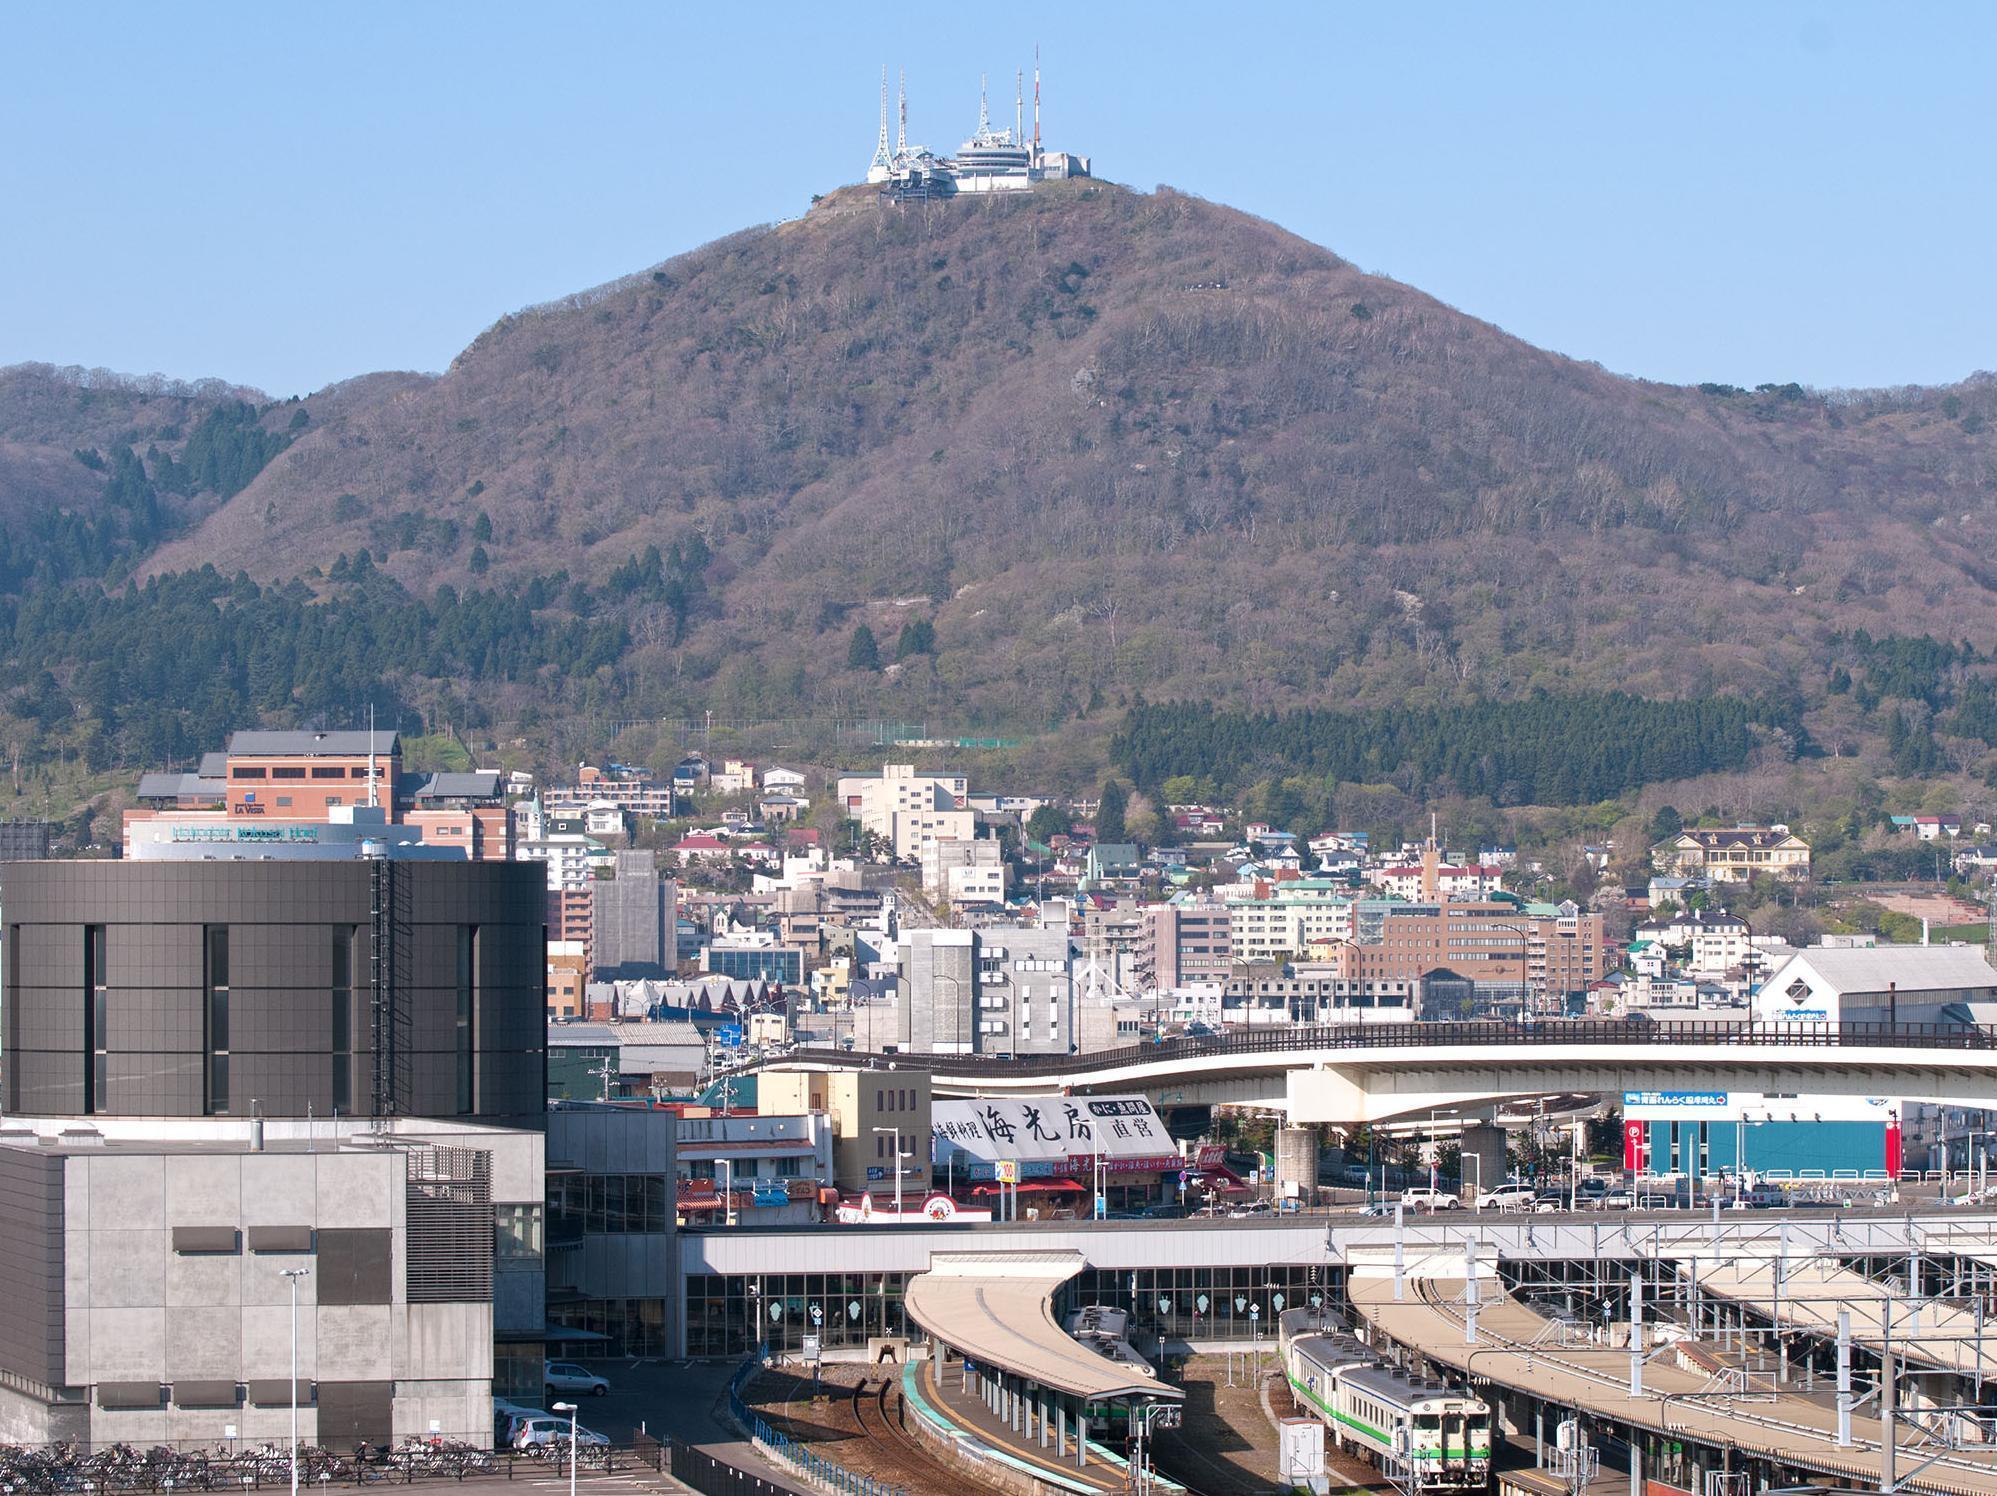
836, 764, 975, 861
1357, 898, 1607, 1010
1224, 879, 1356, 964
757, 1069, 933, 1195
1139, 901, 1233, 990
920, 836, 1007, 905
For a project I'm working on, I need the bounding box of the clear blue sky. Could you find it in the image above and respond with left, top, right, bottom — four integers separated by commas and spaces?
3, 3, 1990, 398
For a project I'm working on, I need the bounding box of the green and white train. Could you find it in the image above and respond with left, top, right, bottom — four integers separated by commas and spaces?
1281, 1311, 1491, 1492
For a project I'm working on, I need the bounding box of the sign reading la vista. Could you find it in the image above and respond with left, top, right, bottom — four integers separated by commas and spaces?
932, 1095, 1177, 1174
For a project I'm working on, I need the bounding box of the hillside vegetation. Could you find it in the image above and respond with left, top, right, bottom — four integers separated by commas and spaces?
2, 181, 1996, 828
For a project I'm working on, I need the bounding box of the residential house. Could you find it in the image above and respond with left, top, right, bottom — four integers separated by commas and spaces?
1652, 826, 1811, 883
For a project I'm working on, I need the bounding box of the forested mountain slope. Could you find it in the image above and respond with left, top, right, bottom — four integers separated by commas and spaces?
3, 181, 1996, 798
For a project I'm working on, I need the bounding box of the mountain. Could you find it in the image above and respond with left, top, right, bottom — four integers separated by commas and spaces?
3, 180, 1997, 814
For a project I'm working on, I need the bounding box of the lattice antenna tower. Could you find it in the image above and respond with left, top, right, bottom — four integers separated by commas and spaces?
870, 66, 892, 175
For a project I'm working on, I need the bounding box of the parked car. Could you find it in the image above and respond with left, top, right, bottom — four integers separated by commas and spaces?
1474, 1184, 1539, 1213
1532, 1191, 1569, 1213
1399, 1187, 1461, 1211
1227, 1199, 1273, 1219
513, 1416, 609, 1451
544, 1361, 610, 1398
1596, 1190, 1636, 1211
1139, 1202, 1188, 1220
1355, 1201, 1396, 1217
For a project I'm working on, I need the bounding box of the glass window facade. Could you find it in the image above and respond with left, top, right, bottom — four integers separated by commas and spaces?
679, 1264, 1329, 1361
684, 1272, 913, 1360
547, 1298, 669, 1359
549, 1173, 670, 1235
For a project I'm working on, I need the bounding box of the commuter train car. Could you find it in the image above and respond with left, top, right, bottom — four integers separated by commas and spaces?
1284, 1327, 1491, 1492
1063, 1305, 1159, 1382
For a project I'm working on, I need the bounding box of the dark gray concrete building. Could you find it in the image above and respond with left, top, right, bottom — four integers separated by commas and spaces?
3, 859, 546, 1124
0, 858, 549, 1449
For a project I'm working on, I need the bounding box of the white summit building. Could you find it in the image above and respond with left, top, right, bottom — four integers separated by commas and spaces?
866, 63, 1091, 199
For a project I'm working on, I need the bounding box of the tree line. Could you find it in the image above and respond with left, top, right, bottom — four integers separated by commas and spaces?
1111, 691, 1796, 807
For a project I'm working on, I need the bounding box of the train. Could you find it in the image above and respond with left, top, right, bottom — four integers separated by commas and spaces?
1279, 1308, 1492, 1492
1063, 1305, 1159, 1380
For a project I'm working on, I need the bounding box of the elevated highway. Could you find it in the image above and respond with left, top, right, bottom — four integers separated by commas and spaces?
754, 1019, 1997, 1123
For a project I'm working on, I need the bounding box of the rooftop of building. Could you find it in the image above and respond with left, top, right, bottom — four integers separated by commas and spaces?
228, 729, 400, 758
1769, 944, 1997, 993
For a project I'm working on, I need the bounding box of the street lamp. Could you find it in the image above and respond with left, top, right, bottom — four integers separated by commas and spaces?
871, 1126, 906, 1216
1493, 922, 1533, 1019
281, 1268, 311, 1496
719, 1158, 736, 1228
551, 1401, 578, 1496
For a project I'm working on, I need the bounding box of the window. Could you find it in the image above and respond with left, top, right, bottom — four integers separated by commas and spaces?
232, 767, 267, 780
85, 926, 107, 1114
275, 796, 292, 808
331, 926, 353, 1113
310, 766, 345, 780
205, 927, 230, 1115
456, 926, 477, 1113
271, 766, 306, 780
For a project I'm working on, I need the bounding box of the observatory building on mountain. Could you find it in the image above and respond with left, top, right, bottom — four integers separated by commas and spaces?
865, 64, 1091, 199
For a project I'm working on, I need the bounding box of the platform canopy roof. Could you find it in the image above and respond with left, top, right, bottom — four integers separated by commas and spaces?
903, 1249, 1183, 1404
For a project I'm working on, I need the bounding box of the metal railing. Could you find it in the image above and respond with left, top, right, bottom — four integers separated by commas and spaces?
751, 1018, 1997, 1081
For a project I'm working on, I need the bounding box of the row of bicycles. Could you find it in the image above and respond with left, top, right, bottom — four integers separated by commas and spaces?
0, 1438, 499, 1493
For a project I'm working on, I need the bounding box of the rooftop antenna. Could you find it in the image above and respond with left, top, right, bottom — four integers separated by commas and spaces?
367, 704, 379, 809
1033, 46, 1041, 154
1015, 68, 1023, 146
897, 68, 907, 155
978, 72, 990, 136
871, 65, 891, 175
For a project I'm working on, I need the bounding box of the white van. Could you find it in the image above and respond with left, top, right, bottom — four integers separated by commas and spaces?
1474, 1184, 1538, 1213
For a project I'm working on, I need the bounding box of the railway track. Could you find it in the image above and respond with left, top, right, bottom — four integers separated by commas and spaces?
851, 1374, 968, 1494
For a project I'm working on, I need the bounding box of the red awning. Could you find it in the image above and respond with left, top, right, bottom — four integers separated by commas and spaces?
972, 1178, 1085, 1196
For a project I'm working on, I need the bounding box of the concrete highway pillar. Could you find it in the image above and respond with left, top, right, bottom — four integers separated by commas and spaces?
1077, 1410, 1089, 1467
1274, 1124, 1318, 1207
1460, 1123, 1508, 1204
1057, 1397, 1068, 1457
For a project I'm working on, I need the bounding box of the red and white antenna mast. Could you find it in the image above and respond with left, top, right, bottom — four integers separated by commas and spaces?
1032, 46, 1041, 155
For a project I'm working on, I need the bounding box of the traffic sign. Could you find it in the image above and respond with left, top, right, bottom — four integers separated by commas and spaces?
996, 1160, 1019, 1185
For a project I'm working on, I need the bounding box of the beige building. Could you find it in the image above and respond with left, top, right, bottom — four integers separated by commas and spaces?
1224, 880, 1355, 964
758, 1069, 933, 1195
836, 763, 975, 861
1653, 827, 1811, 883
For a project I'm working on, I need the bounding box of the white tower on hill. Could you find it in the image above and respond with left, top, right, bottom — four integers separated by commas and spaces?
867, 66, 893, 183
